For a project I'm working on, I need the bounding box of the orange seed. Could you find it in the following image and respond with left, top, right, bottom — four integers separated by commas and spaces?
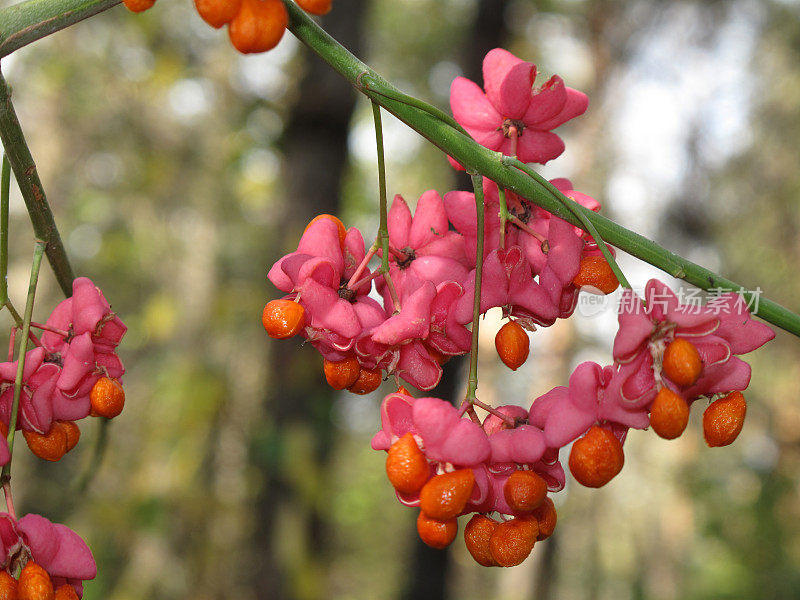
323, 357, 360, 390
494, 321, 530, 371
347, 367, 382, 395
23, 426, 67, 462
385, 433, 430, 495
122, 0, 156, 12
464, 514, 500, 566
53, 421, 81, 453
262, 299, 305, 340
228, 0, 288, 54
90, 377, 125, 419
304, 214, 347, 250
419, 469, 475, 521
296, 0, 332, 15
649, 387, 690, 439
568, 425, 625, 488
17, 561, 53, 600
416, 511, 457, 549
703, 391, 747, 447
532, 497, 557, 540
662, 337, 703, 387
488, 517, 538, 567
194, 0, 242, 28
53, 585, 79, 600
572, 255, 620, 294
0, 570, 18, 600
503, 470, 547, 513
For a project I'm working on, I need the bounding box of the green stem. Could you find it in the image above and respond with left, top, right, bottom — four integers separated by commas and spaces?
497, 185, 509, 249
0, 155, 9, 306
358, 73, 470, 139
1, 240, 45, 483
371, 101, 389, 274
284, 2, 800, 337
504, 156, 631, 290
0, 71, 75, 297
0, 0, 121, 58
465, 174, 485, 402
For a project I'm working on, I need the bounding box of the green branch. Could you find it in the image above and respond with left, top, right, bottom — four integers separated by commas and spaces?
0, 0, 121, 58
283, 0, 800, 338
465, 174, 485, 402
0, 71, 74, 296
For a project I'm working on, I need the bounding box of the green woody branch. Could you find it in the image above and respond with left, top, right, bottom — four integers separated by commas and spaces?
282, 0, 800, 338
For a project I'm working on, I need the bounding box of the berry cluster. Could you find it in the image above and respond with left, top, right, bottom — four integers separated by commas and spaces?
263, 48, 775, 566
123, 0, 333, 54
0, 512, 96, 598
0, 278, 126, 464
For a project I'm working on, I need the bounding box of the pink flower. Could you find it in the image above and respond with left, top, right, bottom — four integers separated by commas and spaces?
450, 48, 588, 166
453, 246, 559, 328
613, 280, 774, 402
528, 361, 648, 449
0, 512, 96, 597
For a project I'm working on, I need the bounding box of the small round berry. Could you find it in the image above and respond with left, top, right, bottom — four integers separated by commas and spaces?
703, 391, 747, 447
494, 321, 530, 371
53, 421, 81, 453
304, 214, 347, 249
532, 497, 557, 540
464, 514, 499, 566
262, 299, 305, 339
296, 0, 332, 15
662, 337, 703, 387
503, 470, 547, 513
488, 517, 538, 567
194, 0, 242, 28
17, 561, 53, 600
23, 426, 67, 462
347, 368, 382, 395
385, 433, 430, 495
228, 0, 288, 54
649, 387, 690, 440
419, 469, 475, 521
569, 425, 625, 488
123, 0, 156, 12
54, 584, 79, 600
416, 511, 457, 549
90, 377, 125, 419
0, 570, 18, 599
323, 357, 360, 390
572, 256, 620, 294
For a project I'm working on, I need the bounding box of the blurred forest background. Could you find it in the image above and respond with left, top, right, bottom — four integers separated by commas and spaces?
1, 0, 799, 598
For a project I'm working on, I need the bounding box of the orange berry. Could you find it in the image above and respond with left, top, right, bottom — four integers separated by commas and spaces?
464, 514, 499, 566
419, 469, 475, 521
488, 517, 538, 567
0, 571, 18, 600
416, 511, 457, 549
53, 585, 78, 600
23, 426, 67, 462
494, 321, 529, 371
703, 391, 747, 447
426, 346, 449, 366
532, 497, 557, 540
90, 377, 125, 419
17, 562, 53, 600
228, 0, 288, 54
347, 367, 382, 395
649, 387, 690, 439
262, 299, 305, 339
52, 421, 81, 453
194, 0, 242, 28
397, 385, 411, 395
504, 470, 547, 513
568, 425, 625, 488
385, 433, 430, 495
123, 0, 156, 12
572, 255, 620, 294
296, 0, 332, 15
305, 214, 347, 250
0, 421, 7, 438
662, 338, 703, 387
323, 357, 360, 390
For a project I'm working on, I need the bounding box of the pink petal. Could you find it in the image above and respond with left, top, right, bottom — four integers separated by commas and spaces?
450, 77, 502, 130
482, 48, 535, 118
387, 195, 412, 249
516, 130, 565, 164
523, 75, 567, 124
534, 87, 589, 130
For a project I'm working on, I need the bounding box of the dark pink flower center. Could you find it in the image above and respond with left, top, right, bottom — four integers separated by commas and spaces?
501, 118, 525, 138
396, 247, 416, 270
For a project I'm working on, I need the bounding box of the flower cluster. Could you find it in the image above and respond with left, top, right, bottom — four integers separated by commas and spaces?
0, 277, 127, 464
262, 47, 776, 567
124, 0, 333, 54
0, 512, 96, 598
